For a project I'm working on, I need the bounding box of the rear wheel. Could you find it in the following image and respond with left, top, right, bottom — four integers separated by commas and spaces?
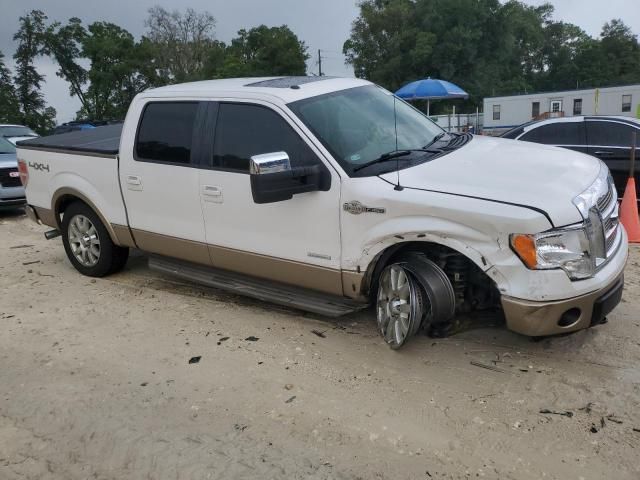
61, 202, 129, 277
376, 264, 425, 349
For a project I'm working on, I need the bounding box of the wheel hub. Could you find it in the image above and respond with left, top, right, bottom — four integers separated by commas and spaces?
68, 214, 101, 268
376, 264, 425, 349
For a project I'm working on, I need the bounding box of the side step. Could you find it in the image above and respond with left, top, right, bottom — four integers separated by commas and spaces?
148, 255, 368, 317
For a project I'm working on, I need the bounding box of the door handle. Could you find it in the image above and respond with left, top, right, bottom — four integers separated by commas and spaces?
125, 175, 143, 191
202, 185, 223, 203
594, 151, 614, 157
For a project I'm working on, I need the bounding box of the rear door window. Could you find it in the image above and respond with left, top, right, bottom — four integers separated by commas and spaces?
212, 103, 319, 173
135, 102, 199, 164
520, 122, 585, 145
586, 121, 639, 147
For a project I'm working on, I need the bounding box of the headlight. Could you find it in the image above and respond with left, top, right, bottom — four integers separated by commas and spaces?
511, 225, 594, 280
572, 161, 611, 218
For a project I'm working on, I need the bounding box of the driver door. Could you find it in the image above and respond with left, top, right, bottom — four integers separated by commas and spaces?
198, 101, 343, 295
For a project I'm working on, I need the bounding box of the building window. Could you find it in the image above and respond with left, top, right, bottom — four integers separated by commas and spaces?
493, 105, 500, 121
573, 99, 582, 115
551, 100, 562, 113
622, 94, 632, 112
532, 102, 540, 118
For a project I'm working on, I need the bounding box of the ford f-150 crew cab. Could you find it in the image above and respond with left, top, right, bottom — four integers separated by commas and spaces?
16, 76, 627, 349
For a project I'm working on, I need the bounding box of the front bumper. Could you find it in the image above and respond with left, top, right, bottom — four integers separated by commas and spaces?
502, 273, 625, 336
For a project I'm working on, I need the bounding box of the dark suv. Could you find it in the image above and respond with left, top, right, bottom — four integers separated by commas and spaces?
502, 116, 639, 202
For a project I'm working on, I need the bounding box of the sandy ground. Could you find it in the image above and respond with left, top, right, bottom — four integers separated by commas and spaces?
1, 210, 639, 480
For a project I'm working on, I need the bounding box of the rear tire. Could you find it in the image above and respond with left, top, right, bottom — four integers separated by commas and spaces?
61, 201, 129, 277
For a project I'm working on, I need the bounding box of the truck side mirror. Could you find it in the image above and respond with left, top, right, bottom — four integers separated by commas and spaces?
250, 151, 292, 175
249, 151, 330, 204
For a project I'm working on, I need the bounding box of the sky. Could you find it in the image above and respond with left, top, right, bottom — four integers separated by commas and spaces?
1, 0, 639, 123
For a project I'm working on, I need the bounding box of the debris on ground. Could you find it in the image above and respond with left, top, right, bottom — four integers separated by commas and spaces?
284, 384, 294, 390
188, 356, 201, 364
311, 329, 327, 338
22, 260, 40, 265
470, 360, 506, 373
217, 336, 230, 345
245, 336, 259, 342
590, 424, 599, 433
10, 244, 34, 249
285, 396, 296, 403
539, 409, 573, 418
606, 415, 623, 424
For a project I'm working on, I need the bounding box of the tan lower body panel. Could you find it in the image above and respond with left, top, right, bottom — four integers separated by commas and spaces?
208, 244, 343, 297
130, 229, 212, 266
501, 274, 624, 336
128, 228, 345, 296
31, 206, 58, 228
111, 224, 137, 248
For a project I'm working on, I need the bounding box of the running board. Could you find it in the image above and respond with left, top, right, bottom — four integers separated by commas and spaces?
148, 256, 368, 317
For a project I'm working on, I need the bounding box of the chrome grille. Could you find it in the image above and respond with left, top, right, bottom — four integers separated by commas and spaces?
597, 184, 613, 212
597, 180, 620, 261
0, 167, 22, 188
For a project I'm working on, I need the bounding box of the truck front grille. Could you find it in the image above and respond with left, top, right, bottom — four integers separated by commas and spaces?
0, 168, 22, 188
598, 181, 620, 260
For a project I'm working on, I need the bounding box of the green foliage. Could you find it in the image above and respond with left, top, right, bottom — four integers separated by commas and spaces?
345, 0, 640, 112
12, 10, 56, 133
7, 8, 311, 125
220, 25, 310, 77
0, 51, 21, 124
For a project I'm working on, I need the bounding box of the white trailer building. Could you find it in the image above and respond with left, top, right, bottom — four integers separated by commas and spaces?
483, 84, 640, 135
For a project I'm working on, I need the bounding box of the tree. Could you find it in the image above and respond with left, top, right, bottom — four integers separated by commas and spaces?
80, 22, 154, 119
43, 17, 90, 114
222, 25, 309, 77
45, 17, 159, 120
0, 51, 21, 124
13, 10, 56, 133
144, 6, 218, 82
343, 1, 640, 111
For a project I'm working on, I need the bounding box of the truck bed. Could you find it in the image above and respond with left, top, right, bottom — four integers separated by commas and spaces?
17, 124, 122, 158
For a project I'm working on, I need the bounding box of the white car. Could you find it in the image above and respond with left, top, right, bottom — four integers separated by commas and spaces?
0, 124, 38, 145
16, 77, 627, 349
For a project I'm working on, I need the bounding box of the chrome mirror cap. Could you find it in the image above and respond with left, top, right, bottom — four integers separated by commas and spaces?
250, 151, 291, 175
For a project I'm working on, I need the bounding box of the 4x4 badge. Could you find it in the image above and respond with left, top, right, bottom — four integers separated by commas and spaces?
343, 201, 386, 215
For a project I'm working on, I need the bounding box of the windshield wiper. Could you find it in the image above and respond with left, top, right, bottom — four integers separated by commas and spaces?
422, 132, 450, 150
353, 149, 434, 172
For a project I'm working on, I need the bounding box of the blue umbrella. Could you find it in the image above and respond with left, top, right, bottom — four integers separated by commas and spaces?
395, 78, 469, 115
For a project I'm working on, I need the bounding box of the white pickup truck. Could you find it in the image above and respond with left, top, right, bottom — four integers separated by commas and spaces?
17, 77, 627, 349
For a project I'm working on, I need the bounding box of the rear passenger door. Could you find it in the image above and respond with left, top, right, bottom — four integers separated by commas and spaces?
119, 101, 212, 265
198, 101, 343, 295
519, 120, 588, 154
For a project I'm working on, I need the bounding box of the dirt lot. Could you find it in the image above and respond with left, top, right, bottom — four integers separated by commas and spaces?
1, 210, 639, 480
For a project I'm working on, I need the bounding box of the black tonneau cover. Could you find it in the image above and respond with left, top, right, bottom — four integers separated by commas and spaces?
17, 124, 122, 157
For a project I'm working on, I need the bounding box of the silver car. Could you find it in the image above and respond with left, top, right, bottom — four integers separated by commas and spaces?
0, 137, 26, 209
0, 124, 39, 145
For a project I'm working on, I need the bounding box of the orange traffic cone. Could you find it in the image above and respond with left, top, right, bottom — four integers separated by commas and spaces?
620, 177, 640, 243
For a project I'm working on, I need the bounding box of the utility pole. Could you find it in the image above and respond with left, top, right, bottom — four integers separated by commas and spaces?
318, 49, 323, 77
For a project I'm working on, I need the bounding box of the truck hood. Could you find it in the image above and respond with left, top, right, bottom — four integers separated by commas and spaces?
382, 135, 600, 227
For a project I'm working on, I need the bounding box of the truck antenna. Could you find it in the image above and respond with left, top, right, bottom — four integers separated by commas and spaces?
393, 94, 403, 191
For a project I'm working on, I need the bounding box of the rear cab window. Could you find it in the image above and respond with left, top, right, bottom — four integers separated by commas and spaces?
135, 102, 200, 165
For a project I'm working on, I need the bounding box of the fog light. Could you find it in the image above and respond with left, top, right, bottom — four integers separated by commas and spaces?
558, 308, 581, 327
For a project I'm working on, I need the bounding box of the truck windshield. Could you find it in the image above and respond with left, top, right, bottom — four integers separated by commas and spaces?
0, 137, 16, 154
288, 85, 445, 176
